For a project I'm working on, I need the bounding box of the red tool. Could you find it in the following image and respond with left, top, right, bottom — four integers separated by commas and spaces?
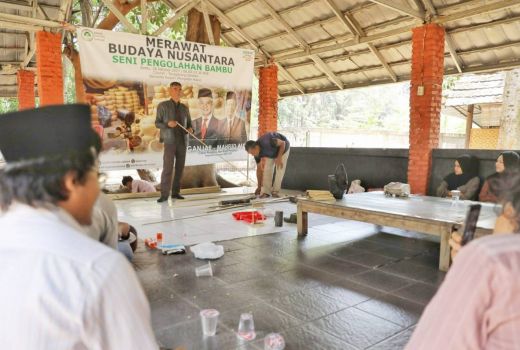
232, 211, 266, 223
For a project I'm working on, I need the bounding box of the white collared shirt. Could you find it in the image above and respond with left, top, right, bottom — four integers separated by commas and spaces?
0, 203, 158, 350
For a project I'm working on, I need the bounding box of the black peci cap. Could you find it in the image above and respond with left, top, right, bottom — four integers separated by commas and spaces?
0, 104, 96, 163
197, 88, 212, 98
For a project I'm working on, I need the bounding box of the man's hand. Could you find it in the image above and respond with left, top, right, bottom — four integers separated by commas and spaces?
449, 231, 462, 260
167, 120, 178, 128
255, 187, 261, 195
275, 157, 284, 169
187, 127, 194, 134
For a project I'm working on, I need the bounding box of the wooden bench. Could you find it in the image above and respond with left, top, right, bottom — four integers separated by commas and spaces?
297, 192, 496, 271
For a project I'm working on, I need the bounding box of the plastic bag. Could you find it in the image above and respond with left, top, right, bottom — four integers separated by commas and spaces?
191, 242, 225, 260
348, 180, 365, 194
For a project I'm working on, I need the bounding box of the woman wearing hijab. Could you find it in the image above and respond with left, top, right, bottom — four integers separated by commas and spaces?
479, 151, 520, 203
436, 154, 480, 200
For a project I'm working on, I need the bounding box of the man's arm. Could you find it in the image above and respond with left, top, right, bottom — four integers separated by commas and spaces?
184, 105, 193, 134
256, 159, 263, 195
273, 138, 286, 169
154, 104, 167, 129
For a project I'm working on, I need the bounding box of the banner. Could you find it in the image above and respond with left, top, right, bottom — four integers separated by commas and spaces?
77, 27, 255, 170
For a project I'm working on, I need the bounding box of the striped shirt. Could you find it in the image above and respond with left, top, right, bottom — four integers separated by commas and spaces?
0, 204, 158, 350
406, 234, 520, 350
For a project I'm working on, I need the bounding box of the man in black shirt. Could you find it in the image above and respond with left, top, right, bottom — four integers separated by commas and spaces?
245, 132, 290, 198
155, 82, 193, 202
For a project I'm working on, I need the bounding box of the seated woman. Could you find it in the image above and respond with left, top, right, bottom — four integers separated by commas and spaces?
406, 172, 520, 350
479, 151, 520, 202
436, 154, 480, 200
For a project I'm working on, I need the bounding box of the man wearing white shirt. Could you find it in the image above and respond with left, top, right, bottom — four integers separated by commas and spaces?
0, 105, 158, 350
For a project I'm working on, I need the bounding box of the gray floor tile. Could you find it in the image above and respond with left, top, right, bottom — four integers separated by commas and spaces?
333, 250, 395, 268
301, 255, 369, 277
280, 323, 359, 350
312, 307, 404, 349
355, 294, 424, 327
347, 270, 416, 293
268, 288, 351, 322
224, 275, 300, 301
276, 265, 344, 291
378, 260, 446, 286
391, 282, 439, 305
219, 301, 303, 334
156, 319, 261, 350
214, 263, 271, 284
185, 286, 259, 312
368, 326, 416, 350
149, 295, 201, 331
311, 279, 383, 307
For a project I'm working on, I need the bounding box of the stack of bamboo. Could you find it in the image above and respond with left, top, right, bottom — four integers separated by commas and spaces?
306, 190, 335, 201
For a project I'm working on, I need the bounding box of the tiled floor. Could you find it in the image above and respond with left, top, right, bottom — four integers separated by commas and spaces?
124, 192, 446, 350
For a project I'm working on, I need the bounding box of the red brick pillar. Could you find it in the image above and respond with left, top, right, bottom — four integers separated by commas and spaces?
17, 70, 35, 110
36, 31, 63, 106
408, 24, 445, 194
258, 63, 278, 136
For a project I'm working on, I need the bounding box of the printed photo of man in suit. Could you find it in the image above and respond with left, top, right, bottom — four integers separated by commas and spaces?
191, 88, 221, 148
220, 91, 247, 145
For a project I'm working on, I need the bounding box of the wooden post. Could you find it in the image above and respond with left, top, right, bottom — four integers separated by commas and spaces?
297, 202, 308, 236
465, 104, 474, 148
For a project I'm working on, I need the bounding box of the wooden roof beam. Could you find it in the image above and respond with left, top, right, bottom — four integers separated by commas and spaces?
269, 0, 520, 63
256, 0, 342, 89
206, 0, 304, 94
200, 0, 215, 45
153, 0, 199, 36
322, 0, 360, 37
99, 0, 138, 33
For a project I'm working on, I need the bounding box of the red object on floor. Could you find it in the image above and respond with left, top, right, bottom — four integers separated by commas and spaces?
232, 211, 266, 223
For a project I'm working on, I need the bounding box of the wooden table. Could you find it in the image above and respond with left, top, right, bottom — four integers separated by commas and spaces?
297, 192, 497, 271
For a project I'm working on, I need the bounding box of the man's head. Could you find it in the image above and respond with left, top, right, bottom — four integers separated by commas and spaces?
245, 140, 260, 157
169, 81, 182, 102
122, 176, 133, 190
0, 104, 100, 225
225, 92, 237, 119
198, 88, 213, 118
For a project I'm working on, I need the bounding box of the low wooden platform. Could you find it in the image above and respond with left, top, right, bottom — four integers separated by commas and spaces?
297, 192, 496, 271
107, 185, 221, 200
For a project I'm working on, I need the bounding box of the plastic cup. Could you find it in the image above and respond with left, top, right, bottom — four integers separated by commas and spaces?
274, 211, 283, 227
195, 262, 213, 277
200, 309, 219, 336
451, 190, 461, 201
237, 312, 256, 341
264, 333, 285, 350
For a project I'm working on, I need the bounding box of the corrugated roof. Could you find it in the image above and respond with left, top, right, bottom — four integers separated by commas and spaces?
0, 0, 62, 97
1, 0, 520, 98
444, 71, 505, 106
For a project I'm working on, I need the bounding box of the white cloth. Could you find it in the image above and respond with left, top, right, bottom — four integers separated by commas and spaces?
131, 179, 156, 193
0, 203, 158, 350
84, 192, 119, 248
